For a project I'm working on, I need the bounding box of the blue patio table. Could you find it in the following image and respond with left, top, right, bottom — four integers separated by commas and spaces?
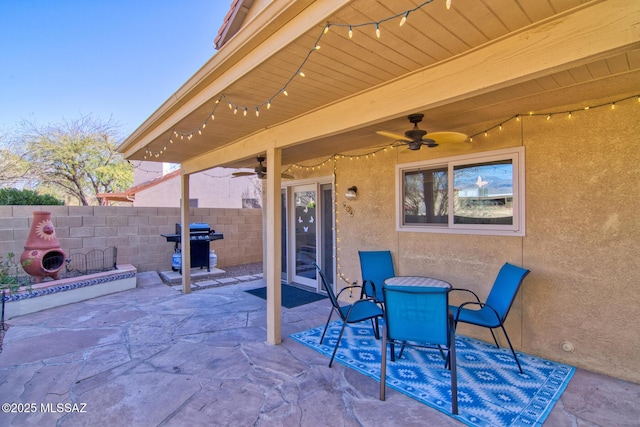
383, 276, 451, 290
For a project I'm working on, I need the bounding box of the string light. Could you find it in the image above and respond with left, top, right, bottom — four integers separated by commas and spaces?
148, 1, 441, 159
467, 94, 638, 141
400, 11, 409, 26
144, 0, 634, 160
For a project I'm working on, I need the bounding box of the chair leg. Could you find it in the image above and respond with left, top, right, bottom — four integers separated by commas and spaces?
380, 327, 387, 400
370, 317, 380, 339
489, 328, 500, 348
319, 309, 335, 344
449, 319, 458, 415
499, 324, 523, 374
329, 321, 348, 367
398, 342, 406, 359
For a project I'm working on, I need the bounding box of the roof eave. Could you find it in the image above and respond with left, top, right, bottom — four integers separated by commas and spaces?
118, 0, 319, 158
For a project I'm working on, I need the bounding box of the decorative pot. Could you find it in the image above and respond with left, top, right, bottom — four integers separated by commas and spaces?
20, 211, 66, 283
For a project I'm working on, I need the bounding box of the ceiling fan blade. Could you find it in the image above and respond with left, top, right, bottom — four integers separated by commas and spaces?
231, 171, 255, 178
281, 173, 295, 179
376, 130, 410, 141
428, 132, 468, 144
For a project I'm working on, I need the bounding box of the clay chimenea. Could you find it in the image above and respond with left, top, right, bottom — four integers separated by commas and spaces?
21, 211, 67, 283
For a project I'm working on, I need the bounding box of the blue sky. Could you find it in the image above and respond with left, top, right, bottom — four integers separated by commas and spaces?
0, 0, 232, 136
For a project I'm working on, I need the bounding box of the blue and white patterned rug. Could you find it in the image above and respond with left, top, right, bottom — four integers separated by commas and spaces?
290, 321, 575, 427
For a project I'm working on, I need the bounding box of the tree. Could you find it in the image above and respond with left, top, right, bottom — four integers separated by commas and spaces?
16, 115, 133, 205
0, 130, 31, 187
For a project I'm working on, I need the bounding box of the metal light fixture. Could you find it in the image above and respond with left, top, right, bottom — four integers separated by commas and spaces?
345, 186, 358, 200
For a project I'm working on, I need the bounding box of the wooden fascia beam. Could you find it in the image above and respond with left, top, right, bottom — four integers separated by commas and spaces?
182, 0, 639, 174
120, 0, 352, 160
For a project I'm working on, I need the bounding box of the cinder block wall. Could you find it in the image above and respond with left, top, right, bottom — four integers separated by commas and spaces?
0, 206, 263, 272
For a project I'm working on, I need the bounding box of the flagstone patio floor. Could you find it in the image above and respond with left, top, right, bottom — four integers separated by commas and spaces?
1, 271, 638, 426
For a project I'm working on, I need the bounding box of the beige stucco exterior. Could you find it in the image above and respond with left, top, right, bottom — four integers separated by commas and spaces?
289, 102, 640, 383
129, 161, 261, 208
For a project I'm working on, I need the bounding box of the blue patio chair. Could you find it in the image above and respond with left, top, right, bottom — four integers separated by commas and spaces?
358, 250, 395, 303
449, 262, 530, 373
314, 263, 384, 368
380, 284, 458, 415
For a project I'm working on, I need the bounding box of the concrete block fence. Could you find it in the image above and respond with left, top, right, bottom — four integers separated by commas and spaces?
0, 206, 263, 273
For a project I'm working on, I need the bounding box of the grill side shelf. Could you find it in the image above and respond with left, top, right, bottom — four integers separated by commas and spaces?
161, 232, 224, 243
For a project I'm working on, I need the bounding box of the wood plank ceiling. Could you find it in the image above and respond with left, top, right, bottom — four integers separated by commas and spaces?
121, 0, 639, 168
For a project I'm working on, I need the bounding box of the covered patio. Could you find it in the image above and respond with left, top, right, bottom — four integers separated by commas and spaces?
118, 0, 640, 385
1, 273, 638, 425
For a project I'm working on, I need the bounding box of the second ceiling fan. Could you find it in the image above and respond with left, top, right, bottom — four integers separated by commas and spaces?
231, 156, 294, 180
377, 113, 468, 150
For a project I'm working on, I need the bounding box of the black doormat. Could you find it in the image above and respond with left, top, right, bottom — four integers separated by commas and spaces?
245, 284, 327, 308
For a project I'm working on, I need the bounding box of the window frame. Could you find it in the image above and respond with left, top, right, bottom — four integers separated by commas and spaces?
396, 147, 525, 236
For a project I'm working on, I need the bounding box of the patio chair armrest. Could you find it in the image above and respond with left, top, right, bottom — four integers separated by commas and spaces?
360, 279, 377, 296
337, 284, 363, 299
449, 287, 481, 303
455, 301, 501, 324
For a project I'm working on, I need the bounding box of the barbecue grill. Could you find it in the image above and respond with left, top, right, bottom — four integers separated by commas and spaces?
161, 223, 223, 273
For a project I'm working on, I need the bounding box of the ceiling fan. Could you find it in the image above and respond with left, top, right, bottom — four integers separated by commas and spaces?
231, 156, 294, 180
376, 113, 468, 150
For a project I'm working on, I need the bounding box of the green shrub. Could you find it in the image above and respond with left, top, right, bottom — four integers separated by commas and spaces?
0, 188, 64, 205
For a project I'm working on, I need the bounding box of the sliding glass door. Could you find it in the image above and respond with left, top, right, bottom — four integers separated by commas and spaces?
291, 185, 317, 287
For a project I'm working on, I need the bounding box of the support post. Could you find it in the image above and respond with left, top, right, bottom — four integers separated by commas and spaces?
180, 171, 191, 294
265, 146, 282, 344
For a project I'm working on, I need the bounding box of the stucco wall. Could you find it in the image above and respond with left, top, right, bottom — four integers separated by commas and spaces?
297, 101, 640, 383
132, 162, 260, 208
0, 206, 263, 273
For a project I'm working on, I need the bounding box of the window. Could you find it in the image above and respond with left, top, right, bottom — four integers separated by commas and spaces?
397, 147, 525, 236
